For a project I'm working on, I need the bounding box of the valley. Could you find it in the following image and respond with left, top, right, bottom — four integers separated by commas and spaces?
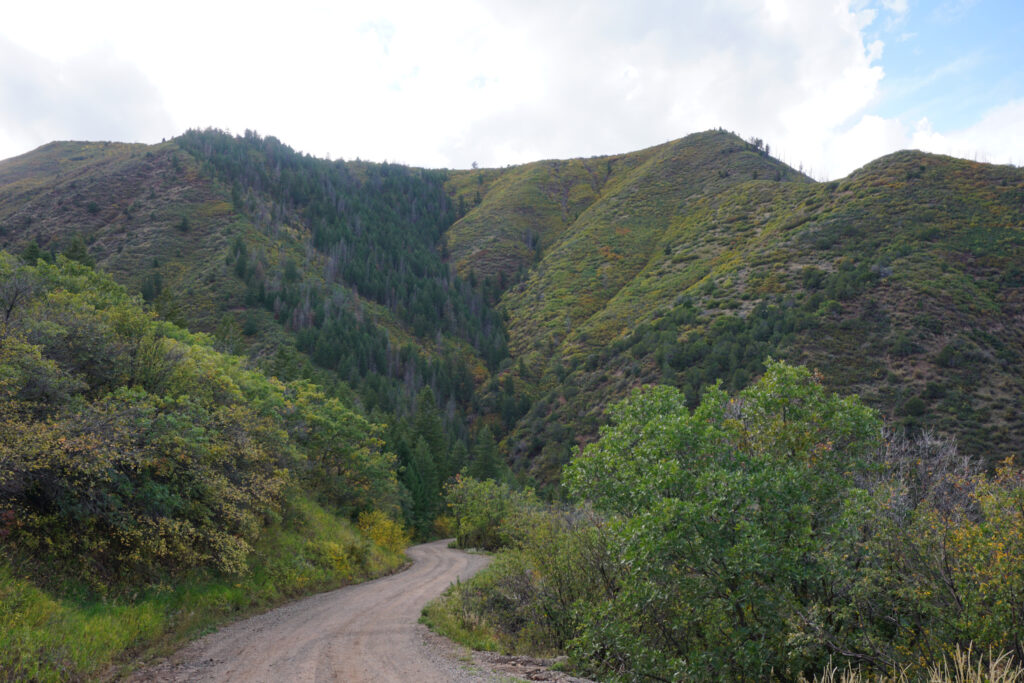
3, 129, 1020, 482
1, 128, 1022, 680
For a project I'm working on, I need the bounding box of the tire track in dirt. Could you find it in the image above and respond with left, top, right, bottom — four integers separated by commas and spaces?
130, 539, 492, 682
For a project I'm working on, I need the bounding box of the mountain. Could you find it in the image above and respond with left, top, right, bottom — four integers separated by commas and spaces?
444, 131, 1024, 478
0, 133, 504, 416
2, 129, 1022, 483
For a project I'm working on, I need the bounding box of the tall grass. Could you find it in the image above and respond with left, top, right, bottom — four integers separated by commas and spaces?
808, 646, 1024, 683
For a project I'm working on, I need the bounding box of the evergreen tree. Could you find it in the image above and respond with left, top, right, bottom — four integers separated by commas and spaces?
468, 425, 506, 482
20, 240, 43, 264
413, 387, 448, 473
448, 439, 469, 479
213, 314, 243, 354
63, 235, 94, 267
404, 436, 439, 537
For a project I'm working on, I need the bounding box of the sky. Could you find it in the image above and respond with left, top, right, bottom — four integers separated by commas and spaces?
0, 0, 1021, 179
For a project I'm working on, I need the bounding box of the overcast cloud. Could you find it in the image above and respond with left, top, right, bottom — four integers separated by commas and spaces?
0, 0, 1020, 179
0, 36, 173, 156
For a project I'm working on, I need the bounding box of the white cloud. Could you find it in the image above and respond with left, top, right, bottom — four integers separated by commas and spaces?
911, 100, 1024, 166
437, 0, 888, 175
0, 0, 1014, 179
0, 36, 173, 159
818, 98, 1024, 178
881, 0, 908, 14
0, 0, 892, 174
824, 114, 908, 177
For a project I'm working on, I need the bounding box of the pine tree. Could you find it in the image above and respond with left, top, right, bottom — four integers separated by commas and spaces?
413, 386, 449, 474
449, 439, 469, 478
21, 240, 43, 264
404, 436, 439, 536
468, 425, 506, 482
63, 235, 94, 267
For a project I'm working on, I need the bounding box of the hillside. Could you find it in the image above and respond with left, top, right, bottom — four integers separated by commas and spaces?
0, 131, 519, 544
0, 134, 503, 410
445, 132, 1024, 478
2, 129, 1023, 485
0, 253, 412, 678
0, 140, 246, 329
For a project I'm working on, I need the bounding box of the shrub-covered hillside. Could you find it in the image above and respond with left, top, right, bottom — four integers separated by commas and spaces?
2, 129, 1022, 487
0, 132, 504, 419
0, 252, 404, 576
0, 131, 507, 536
0, 252, 410, 679
446, 132, 1024, 479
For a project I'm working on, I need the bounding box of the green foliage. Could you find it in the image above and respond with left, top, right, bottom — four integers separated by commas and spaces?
356, 509, 411, 555
466, 425, 508, 482
413, 387, 449, 475
0, 253, 402, 585
444, 475, 539, 551
420, 585, 503, 653
404, 437, 440, 538
282, 380, 403, 517
0, 494, 406, 682
0, 251, 414, 680
432, 362, 1024, 681
61, 235, 94, 268
563, 361, 881, 679
456, 135, 1024, 475
19, 241, 48, 265
5, 129, 1021, 492
427, 529, 612, 657
177, 128, 508, 371
429, 487, 621, 659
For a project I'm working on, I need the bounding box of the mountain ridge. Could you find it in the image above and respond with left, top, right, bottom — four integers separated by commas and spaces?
2, 129, 1022, 483
443, 131, 1023, 477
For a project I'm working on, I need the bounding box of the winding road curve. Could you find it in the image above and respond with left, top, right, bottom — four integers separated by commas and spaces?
131, 540, 493, 682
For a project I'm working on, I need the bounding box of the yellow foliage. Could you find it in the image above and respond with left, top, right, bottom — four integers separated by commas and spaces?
357, 510, 411, 555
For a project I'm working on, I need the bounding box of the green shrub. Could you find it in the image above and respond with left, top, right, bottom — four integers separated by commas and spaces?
901, 395, 927, 416
444, 475, 539, 551
424, 505, 618, 657
0, 253, 402, 586
433, 362, 1024, 681
0, 494, 405, 681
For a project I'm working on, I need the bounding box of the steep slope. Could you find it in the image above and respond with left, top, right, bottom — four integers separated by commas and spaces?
0, 253, 411, 680
449, 132, 1024, 478
0, 140, 247, 329
0, 133, 504, 420
2, 129, 1022, 485
497, 132, 807, 361
444, 147, 656, 285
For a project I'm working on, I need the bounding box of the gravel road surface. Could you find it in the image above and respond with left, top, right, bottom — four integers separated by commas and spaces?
130, 539, 494, 682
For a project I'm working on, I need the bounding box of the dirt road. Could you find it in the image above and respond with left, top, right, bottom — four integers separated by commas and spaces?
131, 539, 493, 682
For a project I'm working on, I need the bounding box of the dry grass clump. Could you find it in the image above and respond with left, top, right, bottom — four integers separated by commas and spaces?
808, 646, 1024, 683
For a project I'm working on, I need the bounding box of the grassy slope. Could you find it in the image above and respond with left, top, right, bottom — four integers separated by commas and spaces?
444, 150, 653, 284
500, 132, 806, 360
0, 494, 406, 682
448, 132, 1024, 477
0, 141, 250, 330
